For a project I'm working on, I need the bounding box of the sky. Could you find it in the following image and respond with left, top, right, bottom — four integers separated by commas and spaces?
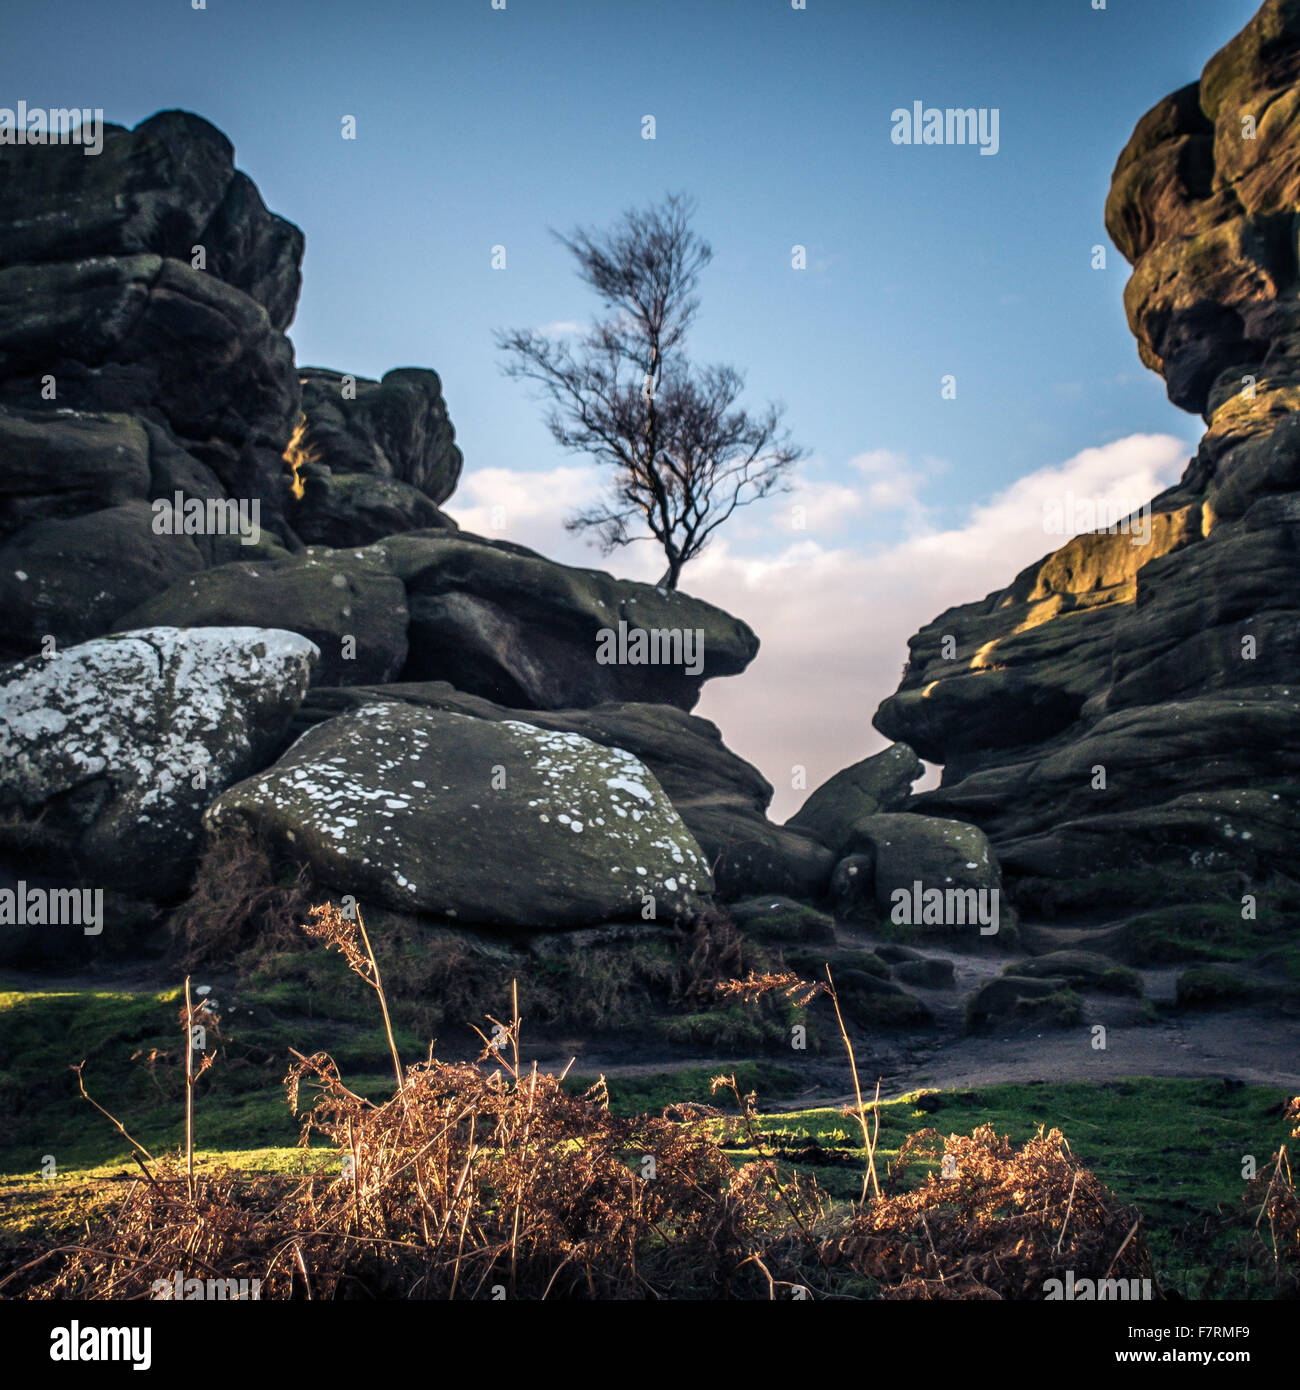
5, 0, 1262, 817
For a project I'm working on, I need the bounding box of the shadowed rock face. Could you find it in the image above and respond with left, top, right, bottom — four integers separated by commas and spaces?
284, 367, 464, 546
0, 111, 307, 660
0, 110, 304, 330
874, 0, 1300, 896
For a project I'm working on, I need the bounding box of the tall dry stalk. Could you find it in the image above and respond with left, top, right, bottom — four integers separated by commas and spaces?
183, 976, 195, 1199
822, 966, 882, 1204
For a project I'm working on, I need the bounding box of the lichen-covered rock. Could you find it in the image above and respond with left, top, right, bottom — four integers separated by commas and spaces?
0, 626, 318, 895
844, 813, 1002, 918
290, 682, 826, 900
205, 702, 712, 929
727, 895, 836, 943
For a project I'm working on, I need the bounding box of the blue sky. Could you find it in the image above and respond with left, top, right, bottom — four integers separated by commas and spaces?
4, 0, 1261, 812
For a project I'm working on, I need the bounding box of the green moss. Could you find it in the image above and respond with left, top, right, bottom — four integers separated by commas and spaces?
657, 1006, 779, 1051
784, 947, 891, 980
1127, 902, 1282, 963
1099, 965, 1144, 996
564, 1062, 804, 1118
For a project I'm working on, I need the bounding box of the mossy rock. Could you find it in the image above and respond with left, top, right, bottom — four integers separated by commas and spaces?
1174, 965, 1254, 1008
1174, 964, 1300, 1011
841, 990, 933, 1028
784, 946, 890, 981
1121, 901, 1281, 964
894, 956, 956, 989
657, 1006, 779, 1051
875, 943, 923, 964
1009, 951, 1143, 997
966, 976, 1082, 1030
729, 896, 835, 944
833, 969, 932, 1028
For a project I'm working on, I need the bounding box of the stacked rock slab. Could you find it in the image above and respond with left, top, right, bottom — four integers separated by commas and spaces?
127, 529, 760, 707
284, 367, 464, 545
0, 111, 306, 661
873, 0, 1300, 901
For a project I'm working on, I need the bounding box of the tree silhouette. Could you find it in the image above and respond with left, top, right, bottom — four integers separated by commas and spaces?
497, 194, 804, 590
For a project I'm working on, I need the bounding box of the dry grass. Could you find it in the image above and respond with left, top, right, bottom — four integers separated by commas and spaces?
171, 827, 311, 968
7, 902, 1295, 1301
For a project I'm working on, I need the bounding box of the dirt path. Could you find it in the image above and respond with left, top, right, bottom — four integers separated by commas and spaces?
8, 933, 1299, 1113
531, 937, 1300, 1107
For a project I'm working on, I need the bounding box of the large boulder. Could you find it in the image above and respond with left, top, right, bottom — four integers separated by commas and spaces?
291, 682, 830, 901
118, 547, 408, 685
287, 470, 458, 549
205, 702, 712, 929
385, 531, 759, 710
843, 813, 1004, 932
785, 742, 923, 856
0, 626, 318, 897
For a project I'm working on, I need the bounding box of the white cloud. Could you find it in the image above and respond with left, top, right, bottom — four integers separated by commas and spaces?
847, 449, 935, 515
445, 433, 1191, 821
692, 432, 1190, 817
782, 477, 865, 535
447, 464, 610, 563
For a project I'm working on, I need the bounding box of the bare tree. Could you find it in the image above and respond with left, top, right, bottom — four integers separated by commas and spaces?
496, 194, 804, 590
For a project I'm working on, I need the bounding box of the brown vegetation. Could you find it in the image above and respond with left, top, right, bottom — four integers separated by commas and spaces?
5, 902, 1295, 1301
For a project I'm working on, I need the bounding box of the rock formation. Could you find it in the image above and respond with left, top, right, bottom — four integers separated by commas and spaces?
0, 110, 304, 663
0, 626, 316, 904
0, 108, 798, 962
284, 367, 463, 545
873, 0, 1300, 910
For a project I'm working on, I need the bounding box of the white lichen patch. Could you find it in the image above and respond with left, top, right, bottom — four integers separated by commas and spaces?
0, 625, 318, 868
1, 626, 317, 807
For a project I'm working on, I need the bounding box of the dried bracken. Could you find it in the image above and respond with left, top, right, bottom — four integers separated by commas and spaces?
825, 1124, 1156, 1299
15, 902, 1273, 1302
715, 969, 824, 1008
